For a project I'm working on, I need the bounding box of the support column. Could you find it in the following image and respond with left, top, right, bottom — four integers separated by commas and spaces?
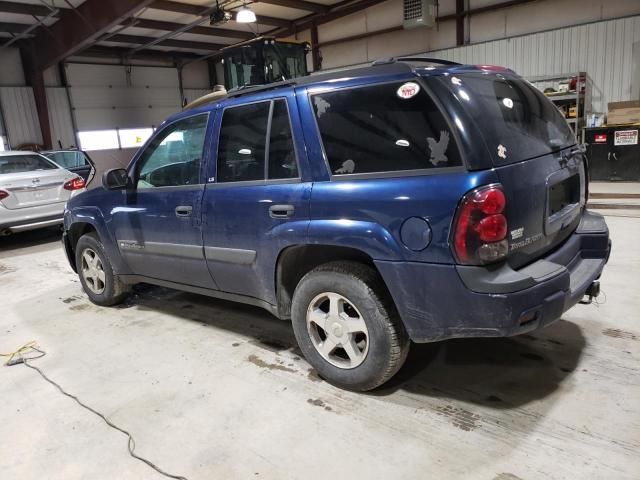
20, 47, 52, 149
310, 22, 321, 72
207, 59, 217, 89
456, 0, 464, 47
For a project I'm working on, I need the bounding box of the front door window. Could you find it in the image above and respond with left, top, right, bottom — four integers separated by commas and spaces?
136, 114, 208, 188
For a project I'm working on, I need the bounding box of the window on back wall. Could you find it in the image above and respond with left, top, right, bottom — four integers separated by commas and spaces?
78, 130, 119, 151
119, 128, 153, 149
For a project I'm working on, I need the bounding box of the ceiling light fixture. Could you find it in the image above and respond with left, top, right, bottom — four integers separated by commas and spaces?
236, 5, 257, 23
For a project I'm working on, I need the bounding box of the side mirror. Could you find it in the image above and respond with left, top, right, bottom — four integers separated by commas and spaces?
103, 168, 129, 190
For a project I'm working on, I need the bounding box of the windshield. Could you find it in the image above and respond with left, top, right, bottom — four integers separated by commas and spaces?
427, 71, 575, 165
263, 43, 307, 83
0, 154, 58, 174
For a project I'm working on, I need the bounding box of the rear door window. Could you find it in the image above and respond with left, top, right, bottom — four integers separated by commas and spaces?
217, 99, 298, 182
311, 82, 462, 176
426, 72, 575, 165
0, 154, 57, 174
46, 151, 90, 169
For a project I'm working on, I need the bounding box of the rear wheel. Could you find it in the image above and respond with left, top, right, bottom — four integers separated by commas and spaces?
75, 232, 129, 306
291, 261, 410, 391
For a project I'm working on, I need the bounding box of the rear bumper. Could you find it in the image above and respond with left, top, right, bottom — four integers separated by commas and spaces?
376, 210, 611, 342
0, 201, 66, 234
0, 214, 64, 234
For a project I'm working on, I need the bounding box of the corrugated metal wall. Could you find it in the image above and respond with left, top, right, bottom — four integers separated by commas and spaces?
46, 87, 76, 149
429, 15, 640, 112
0, 87, 42, 146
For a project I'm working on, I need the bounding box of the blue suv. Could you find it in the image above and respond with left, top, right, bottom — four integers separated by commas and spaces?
62, 58, 611, 391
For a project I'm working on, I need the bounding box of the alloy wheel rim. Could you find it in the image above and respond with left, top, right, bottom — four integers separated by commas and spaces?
81, 248, 106, 294
306, 292, 369, 369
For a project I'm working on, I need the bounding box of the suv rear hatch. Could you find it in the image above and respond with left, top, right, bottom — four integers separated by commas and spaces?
425, 68, 586, 268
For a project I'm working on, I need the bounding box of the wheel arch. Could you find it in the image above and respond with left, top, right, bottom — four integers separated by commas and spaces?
275, 244, 393, 319
64, 207, 127, 274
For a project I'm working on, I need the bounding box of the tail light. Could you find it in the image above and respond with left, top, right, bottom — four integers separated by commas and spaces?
63, 177, 85, 191
452, 184, 509, 265
0, 190, 9, 201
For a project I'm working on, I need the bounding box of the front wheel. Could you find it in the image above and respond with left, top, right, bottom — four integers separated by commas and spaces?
291, 261, 410, 391
75, 232, 129, 306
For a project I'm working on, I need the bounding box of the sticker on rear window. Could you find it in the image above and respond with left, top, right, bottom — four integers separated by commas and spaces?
397, 82, 420, 99
314, 97, 331, 118
497, 144, 507, 159
427, 131, 450, 166
335, 159, 355, 174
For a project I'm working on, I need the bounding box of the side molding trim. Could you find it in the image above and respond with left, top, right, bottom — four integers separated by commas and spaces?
204, 246, 257, 265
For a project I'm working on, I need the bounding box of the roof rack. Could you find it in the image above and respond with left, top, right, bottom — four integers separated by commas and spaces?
225, 79, 297, 99
371, 56, 462, 67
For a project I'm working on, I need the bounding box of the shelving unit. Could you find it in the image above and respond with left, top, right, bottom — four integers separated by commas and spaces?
526, 72, 592, 140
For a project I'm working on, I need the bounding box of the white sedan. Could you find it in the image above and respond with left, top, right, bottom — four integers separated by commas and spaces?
0, 151, 86, 236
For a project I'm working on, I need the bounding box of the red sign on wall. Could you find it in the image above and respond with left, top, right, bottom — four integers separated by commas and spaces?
594, 134, 607, 143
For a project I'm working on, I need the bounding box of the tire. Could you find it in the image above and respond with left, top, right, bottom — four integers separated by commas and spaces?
75, 232, 129, 306
291, 261, 410, 391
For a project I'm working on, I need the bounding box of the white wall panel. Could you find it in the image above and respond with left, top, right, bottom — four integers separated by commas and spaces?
182, 62, 210, 89
183, 89, 212, 106
46, 87, 76, 149
316, 0, 640, 79
0, 87, 42, 146
66, 64, 129, 87
130, 67, 179, 88
0, 48, 25, 86
66, 63, 182, 131
431, 15, 640, 111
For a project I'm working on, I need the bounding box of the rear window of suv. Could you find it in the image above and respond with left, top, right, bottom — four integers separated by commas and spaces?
311, 82, 462, 176
426, 72, 575, 165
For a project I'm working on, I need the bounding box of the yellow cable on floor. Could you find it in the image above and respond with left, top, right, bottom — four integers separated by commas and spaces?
1, 340, 188, 480
0, 340, 40, 365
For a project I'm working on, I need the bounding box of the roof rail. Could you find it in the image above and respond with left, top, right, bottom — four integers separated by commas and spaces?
226, 79, 297, 99
372, 56, 462, 67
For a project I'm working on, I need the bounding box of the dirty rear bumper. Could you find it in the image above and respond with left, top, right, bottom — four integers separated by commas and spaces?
376, 211, 611, 343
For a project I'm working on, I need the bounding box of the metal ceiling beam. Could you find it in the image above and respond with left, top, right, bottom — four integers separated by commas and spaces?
270, 0, 385, 37
0, 22, 33, 35
149, 0, 292, 28
314, 0, 542, 49
78, 45, 200, 61
2, 7, 59, 49
107, 33, 224, 51
258, 0, 328, 14
132, 18, 254, 40
0, 1, 58, 17
26, 0, 157, 70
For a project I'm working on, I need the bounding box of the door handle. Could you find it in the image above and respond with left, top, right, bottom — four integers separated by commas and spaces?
269, 204, 295, 219
175, 205, 193, 217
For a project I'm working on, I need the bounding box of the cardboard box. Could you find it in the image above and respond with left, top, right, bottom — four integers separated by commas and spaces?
607, 108, 640, 125
608, 100, 640, 110
608, 100, 640, 125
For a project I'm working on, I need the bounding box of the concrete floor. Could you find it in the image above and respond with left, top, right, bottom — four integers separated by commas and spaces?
1, 214, 639, 480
